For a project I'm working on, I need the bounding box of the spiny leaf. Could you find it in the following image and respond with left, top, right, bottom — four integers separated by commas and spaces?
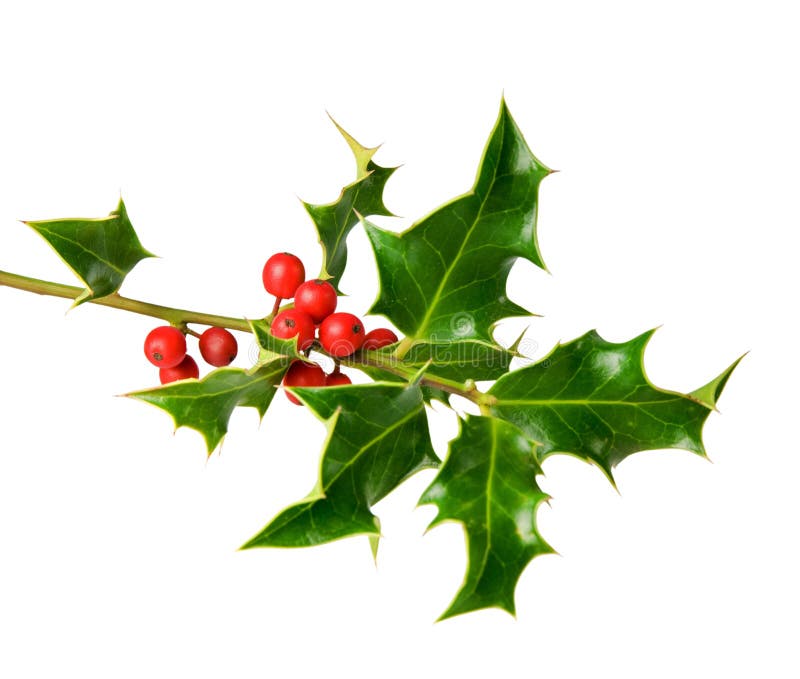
365, 99, 552, 344
24, 198, 154, 305
327, 113, 381, 180
689, 353, 745, 408
420, 415, 553, 620
242, 382, 438, 549
304, 118, 396, 293
127, 363, 287, 454
488, 329, 742, 483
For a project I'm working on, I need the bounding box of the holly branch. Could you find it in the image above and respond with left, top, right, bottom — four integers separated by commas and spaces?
0, 100, 741, 621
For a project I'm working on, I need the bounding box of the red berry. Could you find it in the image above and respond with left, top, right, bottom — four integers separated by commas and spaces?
159, 355, 199, 384
283, 360, 326, 405
319, 312, 365, 357
270, 309, 316, 351
293, 279, 338, 324
199, 327, 238, 367
144, 326, 187, 368
362, 328, 399, 351
262, 252, 305, 299
326, 369, 352, 386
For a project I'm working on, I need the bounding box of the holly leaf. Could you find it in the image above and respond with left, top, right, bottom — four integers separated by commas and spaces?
24, 198, 154, 305
304, 117, 396, 293
242, 381, 438, 549
488, 330, 743, 483
420, 415, 553, 620
364, 338, 517, 382
126, 363, 287, 454
365, 99, 552, 344
249, 318, 307, 366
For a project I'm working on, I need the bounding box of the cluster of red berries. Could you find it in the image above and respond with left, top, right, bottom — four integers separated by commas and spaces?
143, 325, 238, 384
262, 252, 398, 405
140, 252, 397, 397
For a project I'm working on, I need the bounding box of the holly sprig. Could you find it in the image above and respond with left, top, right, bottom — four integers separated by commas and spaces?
0, 100, 741, 621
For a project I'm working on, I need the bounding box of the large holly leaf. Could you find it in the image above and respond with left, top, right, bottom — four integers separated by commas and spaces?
488, 329, 743, 483
420, 415, 553, 620
126, 363, 287, 454
241, 381, 438, 550
24, 198, 154, 305
303, 117, 396, 293
365, 99, 552, 345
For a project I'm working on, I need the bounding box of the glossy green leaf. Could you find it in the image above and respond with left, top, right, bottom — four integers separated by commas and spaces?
24, 198, 154, 305
127, 363, 287, 454
304, 118, 396, 292
242, 381, 438, 549
365, 99, 552, 344
420, 415, 553, 620
488, 330, 742, 483
363, 338, 517, 382
249, 318, 307, 366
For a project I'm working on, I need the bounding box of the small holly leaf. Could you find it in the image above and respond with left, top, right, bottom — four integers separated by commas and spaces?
249, 318, 307, 366
126, 363, 287, 454
420, 415, 553, 620
365, 99, 552, 344
364, 339, 517, 381
488, 329, 743, 483
242, 382, 438, 549
24, 198, 154, 305
304, 118, 396, 293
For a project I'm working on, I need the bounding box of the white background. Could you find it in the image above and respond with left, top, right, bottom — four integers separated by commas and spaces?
1, 1, 797, 676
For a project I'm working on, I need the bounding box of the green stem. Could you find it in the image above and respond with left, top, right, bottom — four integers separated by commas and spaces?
340, 352, 488, 406
0, 269, 252, 332
0, 268, 494, 407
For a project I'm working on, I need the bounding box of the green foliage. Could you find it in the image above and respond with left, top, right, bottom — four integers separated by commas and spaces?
127, 363, 287, 454
420, 416, 553, 620
488, 330, 743, 484
1, 99, 741, 622
242, 381, 438, 550
303, 118, 396, 293
25, 198, 154, 305
365, 100, 551, 344
365, 338, 518, 381
249, 318, 308, 365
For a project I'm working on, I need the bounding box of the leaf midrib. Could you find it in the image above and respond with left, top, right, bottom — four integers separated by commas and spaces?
476, 418, 499, 590
326, 180, 363, 272
321, 405, 420, 493
493, 397, 688, 407
411, 120, 504, 341
136, 369, 281, 401
36, 222, 127, 277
